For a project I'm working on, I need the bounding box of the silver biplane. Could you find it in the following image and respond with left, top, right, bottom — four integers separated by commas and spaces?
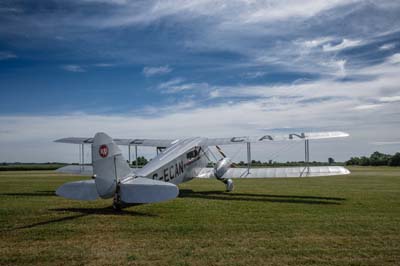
55, 131, 350, 210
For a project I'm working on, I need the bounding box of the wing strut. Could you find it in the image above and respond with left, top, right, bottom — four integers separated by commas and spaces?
300, 139, 310, 177
247, 142, 251, 174
127, 141, 140, 169
135, 145, 138, 169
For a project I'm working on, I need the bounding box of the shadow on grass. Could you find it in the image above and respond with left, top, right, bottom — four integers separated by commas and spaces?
0, 190, 56, 197
51, 207, 156, 217
179, 189, 345, 205
4, 207, 156, 232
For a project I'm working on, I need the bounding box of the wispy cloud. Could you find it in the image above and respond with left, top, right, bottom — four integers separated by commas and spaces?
379, 96, 400, 103
62, 65, 86, 72
371, 141, 400, 145
143, 65, 172, 77
322, 39, 363, 52
93, 63, 114, 67
379, 43, 396, 51
388, 53, 400, 64
157, 78, 185, 89
157, 78, 212, 94
0, 51, 17, 60
353, 104, 383, 111
243, 71, 267, 79
301, 37, 333, 48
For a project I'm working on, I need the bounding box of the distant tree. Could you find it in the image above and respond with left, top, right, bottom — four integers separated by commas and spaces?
359, 156, 370, 166
328, 157, 335, 164
370, 151, 392, 166
389, 153, 400, 166
131, 156, 148, 166
346, 157, 358, 165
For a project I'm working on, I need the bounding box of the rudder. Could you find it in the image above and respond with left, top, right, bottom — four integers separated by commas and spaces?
92, 132, 132, 198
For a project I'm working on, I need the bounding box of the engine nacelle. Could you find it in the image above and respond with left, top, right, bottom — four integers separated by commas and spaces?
214, 157, 232, 179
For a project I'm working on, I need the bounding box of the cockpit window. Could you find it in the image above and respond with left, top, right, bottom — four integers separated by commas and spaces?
186, 149, 199, 159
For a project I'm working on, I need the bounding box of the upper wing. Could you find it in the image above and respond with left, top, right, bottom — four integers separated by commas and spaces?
55, 137, 176, 148
196, 166, 350, 178
55, 131, 348, 148
201, 131, 349, 146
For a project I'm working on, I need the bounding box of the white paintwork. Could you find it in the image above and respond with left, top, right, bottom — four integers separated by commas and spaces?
56, 180, 98, 201
54, 131, 349, 147
92, 132, 132, 199
120, 177, 178, 203
196, 166, 350, 178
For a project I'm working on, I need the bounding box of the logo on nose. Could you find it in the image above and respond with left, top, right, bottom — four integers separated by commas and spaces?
99, 144, 109, 158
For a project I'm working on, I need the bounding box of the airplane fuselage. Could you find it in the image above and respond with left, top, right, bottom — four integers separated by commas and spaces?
132, 138, 209, 185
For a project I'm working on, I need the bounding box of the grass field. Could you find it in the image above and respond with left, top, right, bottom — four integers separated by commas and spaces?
0, 167, 399, 266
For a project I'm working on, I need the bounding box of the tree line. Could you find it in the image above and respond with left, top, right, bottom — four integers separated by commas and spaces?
346, 151, 400, 166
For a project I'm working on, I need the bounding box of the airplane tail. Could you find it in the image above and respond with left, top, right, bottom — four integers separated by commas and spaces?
56, 132, 178, 205
92, 132, 132, 198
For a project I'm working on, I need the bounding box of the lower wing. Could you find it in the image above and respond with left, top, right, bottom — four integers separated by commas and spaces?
196, 166, 350, 178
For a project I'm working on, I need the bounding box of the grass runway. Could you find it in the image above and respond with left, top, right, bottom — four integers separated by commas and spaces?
0, 167, 399, 265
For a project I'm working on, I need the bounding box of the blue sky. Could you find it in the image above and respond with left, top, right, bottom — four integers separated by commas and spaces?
1, 0, 400, 162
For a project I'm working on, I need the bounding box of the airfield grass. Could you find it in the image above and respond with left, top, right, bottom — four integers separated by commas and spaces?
0, 167, 399, 266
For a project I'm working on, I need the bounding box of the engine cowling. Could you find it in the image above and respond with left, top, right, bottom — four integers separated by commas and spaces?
214, 157, 232, 179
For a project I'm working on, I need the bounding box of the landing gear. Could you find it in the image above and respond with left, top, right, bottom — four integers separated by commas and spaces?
225, 178, 234, 192
216, 177, 234, 192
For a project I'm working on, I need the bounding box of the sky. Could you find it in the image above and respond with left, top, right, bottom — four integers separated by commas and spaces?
0, 0, 400, 163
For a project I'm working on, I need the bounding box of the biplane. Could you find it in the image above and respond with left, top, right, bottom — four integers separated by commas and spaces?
55, 131, 350, 210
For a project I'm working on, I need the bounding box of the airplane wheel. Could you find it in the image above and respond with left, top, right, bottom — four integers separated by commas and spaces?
225, 179, 234, 192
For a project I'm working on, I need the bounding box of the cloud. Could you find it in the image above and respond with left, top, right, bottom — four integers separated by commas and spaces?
301, 37, 333, 48
333, 59, 347, 78
62, 65, 86, 72
322, 39, 363, 52
371, 141, 400, 145
143, 65, 172, 77
157, 78, 212, 93
379, 96, 400, 103
388, 53, 400, 64
243, 71, 267, 79
243, 1, 352, 23
353, 104, 383, 111
163, 82, 211, 94
0, 51, 17, 60
379, 43, 396, 50
157, 78, 185, 89
93, 63, 114, 67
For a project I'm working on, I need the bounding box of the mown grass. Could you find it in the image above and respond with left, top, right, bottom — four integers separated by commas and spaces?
0, 167, 399, 266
